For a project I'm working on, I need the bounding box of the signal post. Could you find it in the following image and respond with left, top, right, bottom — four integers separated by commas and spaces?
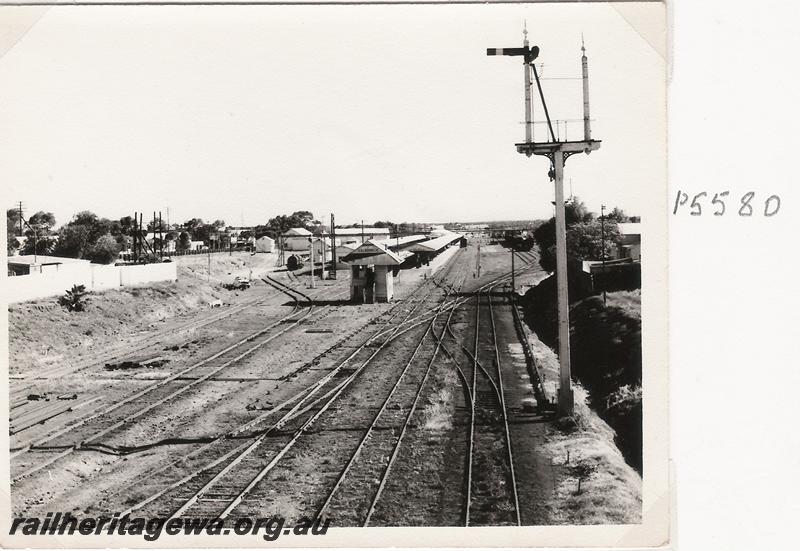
489, 32, 601, 416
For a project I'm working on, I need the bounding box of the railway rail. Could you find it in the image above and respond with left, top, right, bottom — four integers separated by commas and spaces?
313, 259, 470, 526
9, 270, 303, 389
118, 261, 457, 519
10, 275, 347, 483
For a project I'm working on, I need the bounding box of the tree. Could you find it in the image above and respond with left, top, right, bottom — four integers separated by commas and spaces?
52, 211, 107, 259
54, 224, 93, 258
183, 218, 205, 239
532, 198, 618, 272
88, 234, 121, 264
177, 231, 191, 252
258, 211, 316, 239
146, 217, 169, 233
119, 215, 135, 236
606, 207, 630, 223
566, 220, 621, 262
21, 211, 56, 255
6, 209, 21, 254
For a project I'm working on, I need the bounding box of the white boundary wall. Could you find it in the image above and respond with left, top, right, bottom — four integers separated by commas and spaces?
4, 262, 177, 303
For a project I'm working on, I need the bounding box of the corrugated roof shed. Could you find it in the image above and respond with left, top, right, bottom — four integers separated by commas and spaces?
374, 234, 427, 248
333, 227, 390, 236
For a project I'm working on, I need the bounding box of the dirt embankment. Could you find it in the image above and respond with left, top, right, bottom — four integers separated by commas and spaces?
522, 274, 642, 473
7, 253, 277, 377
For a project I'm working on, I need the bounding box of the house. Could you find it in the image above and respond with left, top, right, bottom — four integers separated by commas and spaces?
255, 236, 275, 253
615, 222, 641, 261
7, 255, 90, 276
282, 228, 313, 251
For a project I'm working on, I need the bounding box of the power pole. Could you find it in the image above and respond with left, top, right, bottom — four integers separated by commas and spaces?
511, 244, 515, 294
489, 33, 601, 417
600, 204, 607, 306
321, 220, 328, 280
476, 239, 481, 278
18, 201, 23, 237
309, 236, 316, 289
330, 213, 337, 279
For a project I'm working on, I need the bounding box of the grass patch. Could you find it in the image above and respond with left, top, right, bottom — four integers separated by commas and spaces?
542, 385, 642, 525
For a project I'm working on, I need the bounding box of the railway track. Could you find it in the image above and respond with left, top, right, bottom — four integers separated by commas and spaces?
105, 250, 466, 520
10, 275, 347, 483
321, 249, 536, 526
9, 271, 302, 389
312, 259, 470, 526
116, 265, 454, 519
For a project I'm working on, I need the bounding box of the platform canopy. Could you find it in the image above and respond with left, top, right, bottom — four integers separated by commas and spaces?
374, 234, 427, 249
341, 239, 407, 266
406, 232, 463, 253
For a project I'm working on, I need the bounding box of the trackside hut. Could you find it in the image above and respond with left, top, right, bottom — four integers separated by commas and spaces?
342, 240, 409, 304
255, 236, 275, 253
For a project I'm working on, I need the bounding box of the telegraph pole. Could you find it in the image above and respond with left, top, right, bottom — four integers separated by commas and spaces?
476, 239, 481, 278
321, 219, 328, 280
309, 236, 316, 289
600, 204, 607, 306
489, 33, 601, 416
511, 243, 516, 294
330, 213, 337, 279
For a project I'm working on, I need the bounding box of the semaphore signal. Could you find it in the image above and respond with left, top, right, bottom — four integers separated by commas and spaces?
487, 26, 601, 416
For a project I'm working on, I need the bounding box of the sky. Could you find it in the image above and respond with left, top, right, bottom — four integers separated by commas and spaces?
0, 3, 665, 229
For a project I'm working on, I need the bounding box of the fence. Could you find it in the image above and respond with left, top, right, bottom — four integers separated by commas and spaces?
4, 262, 178, 304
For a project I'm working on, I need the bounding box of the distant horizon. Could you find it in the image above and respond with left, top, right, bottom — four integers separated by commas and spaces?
9, 204, 642, 234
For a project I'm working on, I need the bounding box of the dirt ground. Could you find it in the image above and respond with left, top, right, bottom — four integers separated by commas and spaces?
8, 252, 281, 378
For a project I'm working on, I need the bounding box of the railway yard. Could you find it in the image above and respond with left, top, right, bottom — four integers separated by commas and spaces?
8, 238, 639, 526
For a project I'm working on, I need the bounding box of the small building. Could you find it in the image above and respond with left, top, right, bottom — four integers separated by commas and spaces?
190, 240, 207, 251
255, 236, 275, 253
342, 240, 410, 303
7, 255, 90, 276
282, 228, 313, 251
615, 222, 641, 261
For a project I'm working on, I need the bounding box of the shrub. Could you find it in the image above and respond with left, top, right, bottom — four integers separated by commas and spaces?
59, 284, 89, 312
